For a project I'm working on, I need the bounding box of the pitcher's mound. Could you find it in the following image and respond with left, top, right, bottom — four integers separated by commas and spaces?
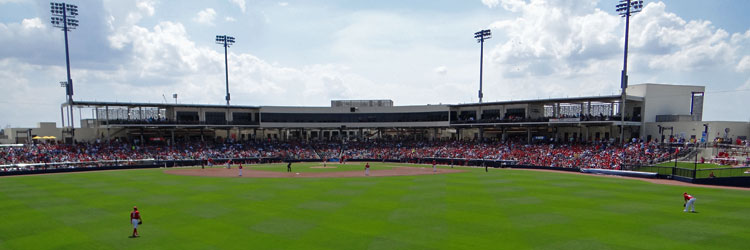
165, 167, 464, 178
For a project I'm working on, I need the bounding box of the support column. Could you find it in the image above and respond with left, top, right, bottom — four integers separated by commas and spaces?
526, 127, 532, 144
580, 103, 585, 117
105, 106, 110, 141
584, 125, 589, 142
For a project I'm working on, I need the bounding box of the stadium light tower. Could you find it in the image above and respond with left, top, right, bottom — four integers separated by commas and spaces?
50, 2, 79, 140
474, 29, 491, 104
216, 35, 235, 106
616, 0, 644, 144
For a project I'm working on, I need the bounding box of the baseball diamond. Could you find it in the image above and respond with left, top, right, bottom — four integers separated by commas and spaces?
3, 1, 750, 249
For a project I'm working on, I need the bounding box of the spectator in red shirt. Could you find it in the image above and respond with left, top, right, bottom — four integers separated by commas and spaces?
683, 192, 697, 213
130, 206, 142, 237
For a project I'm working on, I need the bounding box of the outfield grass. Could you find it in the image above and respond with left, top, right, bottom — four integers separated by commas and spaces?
654, 162, 730, 169
246, 162, 395, 173
1, 163, 749, 249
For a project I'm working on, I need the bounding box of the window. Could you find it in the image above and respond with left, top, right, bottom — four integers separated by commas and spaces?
176, 111, 199, 124
205, 112, 226, 125
260, 112, 449, 123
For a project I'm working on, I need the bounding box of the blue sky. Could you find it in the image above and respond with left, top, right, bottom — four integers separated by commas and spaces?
0, 0, 749, 128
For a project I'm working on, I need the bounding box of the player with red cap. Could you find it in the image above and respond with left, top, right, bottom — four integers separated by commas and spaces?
130, 206, 142, 237
683, 192, 697, 213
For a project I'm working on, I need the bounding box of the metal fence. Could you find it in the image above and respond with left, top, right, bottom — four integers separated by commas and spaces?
631, 165, 750, 179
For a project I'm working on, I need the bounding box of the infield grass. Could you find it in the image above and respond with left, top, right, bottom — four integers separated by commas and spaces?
1, 163, 749, 250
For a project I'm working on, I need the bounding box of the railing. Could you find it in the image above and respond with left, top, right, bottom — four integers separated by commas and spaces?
100, 119, 259, 126
631, 164, 750, 179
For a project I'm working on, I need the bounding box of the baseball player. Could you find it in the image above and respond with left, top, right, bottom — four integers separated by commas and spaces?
432, 160, 437, 173
238, 164, 243, 176
287, 162, 292, 173
683, 192, 697, 212
130, 206, 142, 237
365, 162, 370, 176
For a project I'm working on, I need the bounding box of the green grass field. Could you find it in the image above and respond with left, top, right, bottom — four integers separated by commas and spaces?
246, 162, 395, 173
654, 162, 729, 169
1, 163, 749, 250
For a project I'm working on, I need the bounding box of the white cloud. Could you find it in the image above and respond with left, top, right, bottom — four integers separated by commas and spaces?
481, 0, 499, 8
136, 0, 156, 16
483, 0, 750, 101
225, 16, 236, 22
434, 66, 447, 75
20, 18, 44, 29
737, 56, 750, 72
630, 2, 740, 71
194, 8, 216, 25
278, 2, 289, 7
65, 20, 368, 108
230, 0, 246, 13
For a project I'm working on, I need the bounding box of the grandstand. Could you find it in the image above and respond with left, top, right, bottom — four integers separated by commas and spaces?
7, 83, 741, 145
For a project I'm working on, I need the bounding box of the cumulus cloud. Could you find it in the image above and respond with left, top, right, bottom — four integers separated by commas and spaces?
230, 0, 246, 13
481, 0, 499, 8
136, 0, 156, 16
484, 0, 750, 100
57, 19, 367, 107
194, 8, 216, 25
434, 66, 447, 75
737, 56, 750, 72
225, 16, 236, 22
278, 2, 289, 7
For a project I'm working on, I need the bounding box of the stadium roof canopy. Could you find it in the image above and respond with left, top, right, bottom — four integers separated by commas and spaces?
68, 94, 643, 109
449, 95, 644, 107
69, 101, 260, 109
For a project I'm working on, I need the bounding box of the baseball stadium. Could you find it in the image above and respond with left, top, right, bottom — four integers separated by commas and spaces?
3, 1, 750, 250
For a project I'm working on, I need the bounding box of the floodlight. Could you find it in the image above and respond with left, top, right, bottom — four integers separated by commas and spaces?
614, 0, 646, 144
474, 29, 491, 103
50, 1, 81, 138
216, 34, 237, 105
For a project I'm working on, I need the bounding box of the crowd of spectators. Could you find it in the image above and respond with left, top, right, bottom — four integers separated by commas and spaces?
1, 139, 682, 172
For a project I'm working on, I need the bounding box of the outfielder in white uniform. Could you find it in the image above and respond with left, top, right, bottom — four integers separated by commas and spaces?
683, 192, 696, 212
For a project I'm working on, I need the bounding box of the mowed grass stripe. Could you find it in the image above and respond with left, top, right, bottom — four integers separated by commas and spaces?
1, 164, 749, 249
